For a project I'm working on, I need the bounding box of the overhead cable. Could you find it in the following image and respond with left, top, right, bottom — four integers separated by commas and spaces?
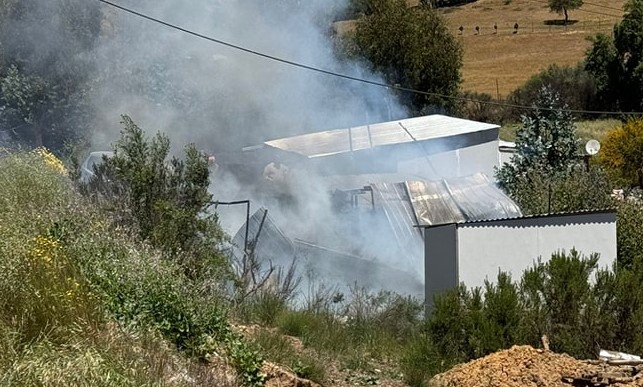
97, 0, 643, 116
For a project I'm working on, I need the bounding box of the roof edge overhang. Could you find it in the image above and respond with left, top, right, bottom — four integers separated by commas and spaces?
419, 208, 617, 229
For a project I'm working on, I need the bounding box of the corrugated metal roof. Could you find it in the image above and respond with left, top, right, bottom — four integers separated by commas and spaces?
406, 173, 522, 226
444, 173, 523, 221
419, 209, 616, 228
407, 180, 466, 225
264, 114, 500, 158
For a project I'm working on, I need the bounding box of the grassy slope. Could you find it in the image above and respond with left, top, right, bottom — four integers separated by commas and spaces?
0, 150, 238, 386
441, 0, 625, 97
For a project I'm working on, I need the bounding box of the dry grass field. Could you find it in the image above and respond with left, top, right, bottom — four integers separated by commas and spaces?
441, 0, 626, 96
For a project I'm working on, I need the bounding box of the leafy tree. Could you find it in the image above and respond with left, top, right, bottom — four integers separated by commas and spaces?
599, 119, 643, 188
496, 87, 580, 197
508, 64, 598, 119
585, 0, 643, 111
352, 0, 462, 112
548, 0, 583, 24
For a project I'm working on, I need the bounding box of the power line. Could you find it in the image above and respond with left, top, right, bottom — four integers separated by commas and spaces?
528, 0, 623, 18
582, 1, 624, 12
97, 0, 643, 117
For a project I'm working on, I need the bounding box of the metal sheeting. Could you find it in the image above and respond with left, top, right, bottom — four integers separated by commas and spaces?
445, 173, 522, 221
231, 208, 295, 266
294, 239, 424, 300
406, 180, 465, 226
406, 173, 522, 226
264, 114, 499, 158
370, 182, 424, 269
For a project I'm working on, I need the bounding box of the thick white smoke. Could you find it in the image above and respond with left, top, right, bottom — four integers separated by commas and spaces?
89, 0, 407, 152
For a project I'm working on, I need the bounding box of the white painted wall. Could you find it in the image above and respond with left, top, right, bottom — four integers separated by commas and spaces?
397, 140, 500, 180
456, 214, 617, 289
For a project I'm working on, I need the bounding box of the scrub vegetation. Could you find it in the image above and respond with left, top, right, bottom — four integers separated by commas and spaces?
3, 0, 643, 386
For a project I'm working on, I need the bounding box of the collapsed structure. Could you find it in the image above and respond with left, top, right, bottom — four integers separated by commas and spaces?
219, 114, 522, 300
214, 114, 616, 303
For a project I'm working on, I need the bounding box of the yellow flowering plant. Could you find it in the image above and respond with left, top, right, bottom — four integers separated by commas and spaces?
32, 147, 67, 176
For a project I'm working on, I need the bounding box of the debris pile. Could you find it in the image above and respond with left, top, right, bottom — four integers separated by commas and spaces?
429, 345, 643, 387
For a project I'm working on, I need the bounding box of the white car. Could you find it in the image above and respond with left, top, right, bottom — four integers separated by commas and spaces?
79, 151, 114, 183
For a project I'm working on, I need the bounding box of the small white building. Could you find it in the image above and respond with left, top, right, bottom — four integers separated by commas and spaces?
422, 210, 617, 310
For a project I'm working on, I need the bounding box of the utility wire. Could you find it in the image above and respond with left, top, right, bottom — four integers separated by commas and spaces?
97, 0, 643, 116
582, 1, 625, 12
527, 0, 623, 18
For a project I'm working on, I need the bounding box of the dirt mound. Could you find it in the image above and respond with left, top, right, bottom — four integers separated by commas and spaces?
429, 345, 643, 387
262, 361, 320, 387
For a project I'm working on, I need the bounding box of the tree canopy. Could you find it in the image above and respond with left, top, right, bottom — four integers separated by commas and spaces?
548, 0, 584, 24
494, 87, 612, 215
599, 119, 643, 189
352, 0, 462, 113
585, 0, 643, 111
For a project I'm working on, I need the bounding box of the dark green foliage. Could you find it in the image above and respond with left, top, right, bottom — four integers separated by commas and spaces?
615, 200, 643, 269
497, 87, 587, 208
352, 0, 462, 112
455, 91, 511, 124
0, 0, 100, 150
426, 250, 643, 368
508, 64, 598, 119
495, 87, 613, 215
504, 166, 613, 215
497, 87, 580, 190
80, 115, 228, 280
520, 250, 599, 357
585, 0, 643, 111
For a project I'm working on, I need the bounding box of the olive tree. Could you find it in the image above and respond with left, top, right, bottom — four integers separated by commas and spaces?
352, 0, 462, 112
548, 0, 584, 24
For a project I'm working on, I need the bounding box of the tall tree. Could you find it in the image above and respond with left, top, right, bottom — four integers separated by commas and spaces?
548, 0, 584, 24
352, 0, 462, 112
497, 86, 580, 194
493, 87, 613, 215
585, 0, 643, 111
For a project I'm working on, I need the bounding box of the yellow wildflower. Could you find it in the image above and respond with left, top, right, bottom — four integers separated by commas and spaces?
29, 235, 60, 265
32, 147, 67, 176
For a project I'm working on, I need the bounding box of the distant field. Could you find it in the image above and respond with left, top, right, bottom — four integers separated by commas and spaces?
499, 118, 621, 142
441, 0, 625, 96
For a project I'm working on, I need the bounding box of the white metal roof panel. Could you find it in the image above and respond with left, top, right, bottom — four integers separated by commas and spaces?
264, 114, 500, 158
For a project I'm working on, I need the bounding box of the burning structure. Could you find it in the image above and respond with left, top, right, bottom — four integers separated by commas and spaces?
215, 114, 523, 301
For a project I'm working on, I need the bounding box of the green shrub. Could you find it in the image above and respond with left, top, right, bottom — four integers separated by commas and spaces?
508, 64, 598, 119
78, 115, 229, 281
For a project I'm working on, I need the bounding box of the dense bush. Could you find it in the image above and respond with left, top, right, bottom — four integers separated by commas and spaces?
0, 150, 238, 385
427, 250, 643, 362
585, 0, 643, 111
508, 64, 598, 120
455, 91, 511, 124
598, 119, 643, 189
78, 115, 229, 281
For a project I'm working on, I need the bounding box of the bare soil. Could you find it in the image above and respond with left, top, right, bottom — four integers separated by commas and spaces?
430, 345, 643, 387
